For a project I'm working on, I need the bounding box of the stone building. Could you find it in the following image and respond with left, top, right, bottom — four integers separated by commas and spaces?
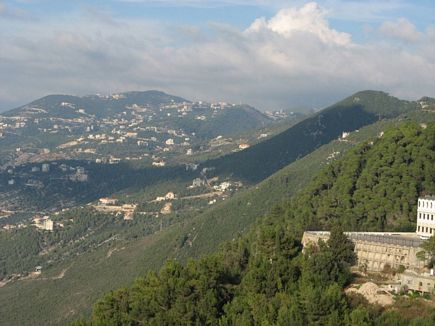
401, 270, 435, 293
302, 231, 425, 272
301, 197, 435, 292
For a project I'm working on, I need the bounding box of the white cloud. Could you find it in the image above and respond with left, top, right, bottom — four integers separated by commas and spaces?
246, 2, 351, 45
379, 18, 422, 43
0, 2, 435, 111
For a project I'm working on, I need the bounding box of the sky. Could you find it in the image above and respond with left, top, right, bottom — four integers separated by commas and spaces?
0, 0, 435, 111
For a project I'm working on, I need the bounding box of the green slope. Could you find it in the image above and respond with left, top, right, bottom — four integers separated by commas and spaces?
206, 90, 416, 183
87, 122, 435, 326
173, 105, 273, 139
168, 118, 426, 261
286, 122, 435, 232
0, 93, 430, 325
0, 118, 398, 326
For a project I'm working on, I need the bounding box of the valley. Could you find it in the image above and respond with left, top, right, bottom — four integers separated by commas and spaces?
0, 89, 434, 325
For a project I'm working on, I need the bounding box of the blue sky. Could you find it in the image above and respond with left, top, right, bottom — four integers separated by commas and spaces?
1, 0, 435, 110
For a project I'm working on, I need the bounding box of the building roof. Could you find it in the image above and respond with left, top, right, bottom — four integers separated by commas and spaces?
305, 231, 423, 248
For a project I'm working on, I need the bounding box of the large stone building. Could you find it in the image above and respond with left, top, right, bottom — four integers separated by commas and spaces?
302, 196, 435, 293
302, 231, 426, 272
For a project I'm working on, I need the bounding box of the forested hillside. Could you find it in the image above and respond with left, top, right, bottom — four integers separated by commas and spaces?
207, 91, 416, 183
0, 118, 385, 326
171, 119, 398, 260
286, 122, 434, 232
84, 122, 435, 325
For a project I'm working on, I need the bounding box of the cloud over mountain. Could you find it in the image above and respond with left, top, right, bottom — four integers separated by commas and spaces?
0, 1, 434, 110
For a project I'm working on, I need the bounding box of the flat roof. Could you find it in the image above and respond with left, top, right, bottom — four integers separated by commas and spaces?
305, 231, 424, 248
420, 196, 435, 200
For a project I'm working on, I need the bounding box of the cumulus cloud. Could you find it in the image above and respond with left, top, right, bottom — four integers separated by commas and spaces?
0, 2, 434, 111
379, 18, 422, 43
246, 2, 351, 45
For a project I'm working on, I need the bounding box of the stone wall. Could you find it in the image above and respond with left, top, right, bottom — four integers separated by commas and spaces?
401, 271, 435, 293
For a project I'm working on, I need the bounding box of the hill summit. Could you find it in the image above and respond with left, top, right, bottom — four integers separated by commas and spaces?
205, 90, 416, 183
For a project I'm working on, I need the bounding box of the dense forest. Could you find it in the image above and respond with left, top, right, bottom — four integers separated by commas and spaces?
79, 122, 435, 325
286, 122, 434, 232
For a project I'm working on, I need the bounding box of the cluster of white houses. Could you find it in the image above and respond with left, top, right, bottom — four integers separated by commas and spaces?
302, 196, 435, 293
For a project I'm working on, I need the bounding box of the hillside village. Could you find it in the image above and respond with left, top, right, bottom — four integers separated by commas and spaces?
0, 91, 296, 231
0, 93, 292, 170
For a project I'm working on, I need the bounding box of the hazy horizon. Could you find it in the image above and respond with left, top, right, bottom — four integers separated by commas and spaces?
1, 0, 435, 111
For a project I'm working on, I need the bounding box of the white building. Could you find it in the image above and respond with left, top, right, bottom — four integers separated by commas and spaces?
99, 197, 118, 205
341, 131, 350, 139
41, 163, 50, 172
416, 196, 435, 238
33, 216, 54, 231
165, 192, 176, 200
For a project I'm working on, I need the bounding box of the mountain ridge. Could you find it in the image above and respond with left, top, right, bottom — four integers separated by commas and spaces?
1, 90, 189, 119
204, 90, 417, 183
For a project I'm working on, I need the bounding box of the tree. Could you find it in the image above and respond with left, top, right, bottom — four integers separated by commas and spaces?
303, 225, 356, 287
327, 224, 356, 267
417, 236, 435, 267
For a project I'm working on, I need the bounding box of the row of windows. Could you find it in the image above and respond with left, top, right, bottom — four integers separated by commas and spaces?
418, 213, 434, 221
418, 200, 434, 209
417, 226, 434, 234
407, 280, 435, 288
